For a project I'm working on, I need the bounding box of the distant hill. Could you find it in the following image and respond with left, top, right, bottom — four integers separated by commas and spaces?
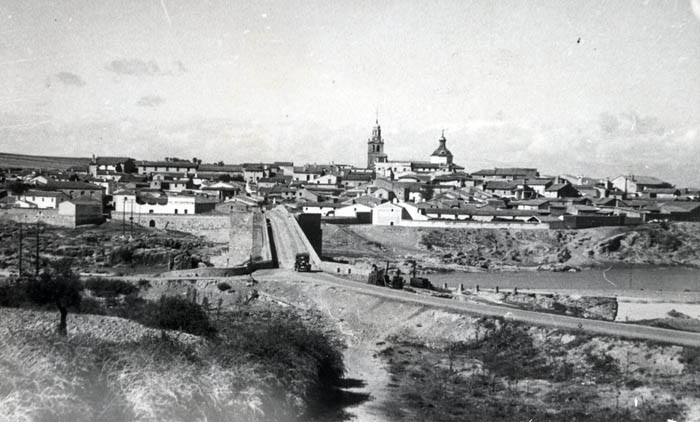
0, 152, 91, 170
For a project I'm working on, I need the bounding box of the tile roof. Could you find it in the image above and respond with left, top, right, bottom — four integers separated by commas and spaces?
138, 160, 196, 167
94, 156, 132, 165
483, 180, 518, 190
23, 190, 68, 198
197, 164, 243, 172
45, 181, 103, 190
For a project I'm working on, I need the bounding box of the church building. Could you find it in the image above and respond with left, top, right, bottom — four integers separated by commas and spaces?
367, 121, 463, 178
367, 119, 388, 168
430, 130, 453, 165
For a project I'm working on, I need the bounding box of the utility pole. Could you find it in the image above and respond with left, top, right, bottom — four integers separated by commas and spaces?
18, 222, 22, 276
122, 197, 126, 235
35, 219, 40, 276
130, 199, 133, 237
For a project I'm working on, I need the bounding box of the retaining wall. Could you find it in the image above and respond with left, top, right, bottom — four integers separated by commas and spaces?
251, 210, 272, 263
158, 265, 253, 278
111, 212, 231, 243
0, 208, 75, 227
398, 219, 550, 230
319, 261, 373, 282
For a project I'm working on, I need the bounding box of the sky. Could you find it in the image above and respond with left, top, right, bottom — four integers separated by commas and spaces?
1, 0, 700, 185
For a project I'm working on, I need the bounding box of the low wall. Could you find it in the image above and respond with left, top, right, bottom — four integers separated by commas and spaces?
158, 265, 253, 278
228, 211, 253, 263
398, 219, 550, 230
251, 210, 272, 263
319, 261, 373, 282
111, 212, 231, 243
0, 208, 75, 227
550, 215, 626, 230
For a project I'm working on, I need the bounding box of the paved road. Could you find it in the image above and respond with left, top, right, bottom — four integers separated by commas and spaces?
256, 268, 700, 348
267, 207, 314, 270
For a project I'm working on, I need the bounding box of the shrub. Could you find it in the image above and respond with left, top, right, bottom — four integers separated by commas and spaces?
585, 350, 619, 376
79, 297, 107, 315
139, 295, 216, 337
217, 282, 232, 292
0, 282, 28, 307
84, 278, 139, 298
213, 310, 346, 412
110, 247, 133, 264
137, 279, 151, 289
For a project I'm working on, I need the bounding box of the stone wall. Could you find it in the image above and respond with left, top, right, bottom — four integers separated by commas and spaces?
252, 210, 273, 263
497, 291, 618, 321
319, 261, 373, 282
111, 212, 231, 243
228, 211, 253, 264
398, 219, 550, 230
0, 208, 75, 227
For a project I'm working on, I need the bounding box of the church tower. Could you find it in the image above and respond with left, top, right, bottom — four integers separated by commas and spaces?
367, 118, 388, 169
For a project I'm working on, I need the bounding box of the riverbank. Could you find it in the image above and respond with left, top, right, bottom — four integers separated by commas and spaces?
255, 271, 700, 422
322, 222, 700, 273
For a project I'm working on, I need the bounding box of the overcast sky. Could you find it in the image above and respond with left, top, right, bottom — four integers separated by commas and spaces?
1, 0, 700, 185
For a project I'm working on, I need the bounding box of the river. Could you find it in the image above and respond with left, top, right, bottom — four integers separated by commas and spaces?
426, 265, 700, 321
427, 265, 700, 293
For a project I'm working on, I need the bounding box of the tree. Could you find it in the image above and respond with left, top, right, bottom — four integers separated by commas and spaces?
26, 259, 83, 336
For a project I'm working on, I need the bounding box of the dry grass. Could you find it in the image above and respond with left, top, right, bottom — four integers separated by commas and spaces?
0, 309, 301, 422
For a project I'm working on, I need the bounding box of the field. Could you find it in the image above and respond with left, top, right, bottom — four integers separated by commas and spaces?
0, 152, 91, 170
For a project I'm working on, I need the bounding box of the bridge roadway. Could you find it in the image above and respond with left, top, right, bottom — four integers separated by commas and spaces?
266, 206, 314, 270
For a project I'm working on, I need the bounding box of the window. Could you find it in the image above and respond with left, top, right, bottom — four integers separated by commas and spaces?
149, 210, 154, 214
149, 220, 156, 227
184, 209, 188, 214
174, 209, 178, 214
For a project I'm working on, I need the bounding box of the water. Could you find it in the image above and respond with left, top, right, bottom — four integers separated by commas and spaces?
427, 265, 700, 292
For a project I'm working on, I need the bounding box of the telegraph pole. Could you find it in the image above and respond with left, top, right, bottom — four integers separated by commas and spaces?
18, 222, 22, 276
122, 197, 126, 235
130, 199, 133, 237
35, 219, 40, 276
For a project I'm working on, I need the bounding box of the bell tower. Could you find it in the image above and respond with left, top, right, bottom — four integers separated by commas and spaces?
367, 117, 388, 168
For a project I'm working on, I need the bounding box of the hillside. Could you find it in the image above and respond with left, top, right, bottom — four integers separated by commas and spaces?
322, 222, 700, 272
0, 294, 346, 422
0, 152, 90, 170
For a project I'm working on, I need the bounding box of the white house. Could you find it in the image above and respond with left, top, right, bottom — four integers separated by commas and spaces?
113, 191, 217, 215
372, 202, 408, 226
301, 202, 344, 216
18, 190, 70, 209
335, 203, 373, 218
137, 160, 197, 176
312, 174, 338, 185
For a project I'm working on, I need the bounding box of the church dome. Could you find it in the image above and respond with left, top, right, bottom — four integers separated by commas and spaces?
431, 131, 453, 158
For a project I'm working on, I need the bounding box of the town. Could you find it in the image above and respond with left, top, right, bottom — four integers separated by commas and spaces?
3, 0, 700, 420
2, 119, 699, 232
